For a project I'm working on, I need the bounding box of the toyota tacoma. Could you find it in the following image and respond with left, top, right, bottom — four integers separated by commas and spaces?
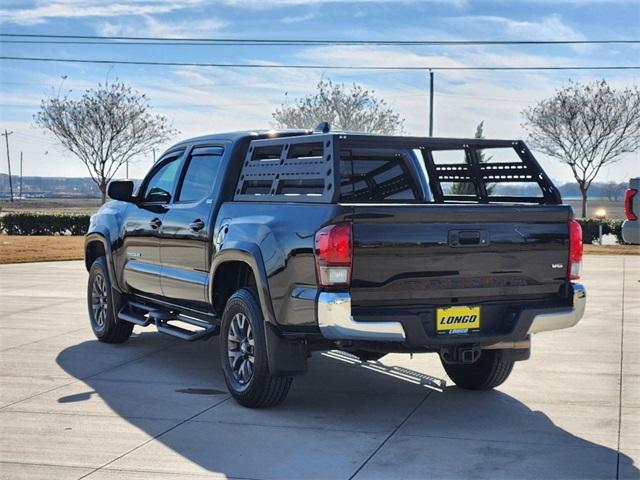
85, 126, 586, 408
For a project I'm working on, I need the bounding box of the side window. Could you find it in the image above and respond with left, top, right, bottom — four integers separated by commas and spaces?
143, 156, 181, 203
177, 147, 224, 203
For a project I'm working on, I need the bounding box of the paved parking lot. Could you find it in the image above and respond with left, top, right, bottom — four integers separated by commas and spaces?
0, 256, 638, 479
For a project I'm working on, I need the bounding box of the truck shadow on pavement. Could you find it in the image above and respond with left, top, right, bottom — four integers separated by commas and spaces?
56, 331, 637, 479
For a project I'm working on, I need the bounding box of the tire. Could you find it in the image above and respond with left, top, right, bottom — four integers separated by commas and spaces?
219, 288, 292, 408
87, 256, 133, 343
441, 350, 514, 390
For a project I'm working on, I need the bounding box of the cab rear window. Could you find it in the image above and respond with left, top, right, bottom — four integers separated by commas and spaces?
340, 150, 420, 202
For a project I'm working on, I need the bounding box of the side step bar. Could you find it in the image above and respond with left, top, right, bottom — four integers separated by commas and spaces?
117, 301, 154, 327
117, 301, 219, 341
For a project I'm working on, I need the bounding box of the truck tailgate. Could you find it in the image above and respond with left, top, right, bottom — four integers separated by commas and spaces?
350, 204, 572, 307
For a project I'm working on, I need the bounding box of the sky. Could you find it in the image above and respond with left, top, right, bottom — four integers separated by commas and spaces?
0, 0, 639, 184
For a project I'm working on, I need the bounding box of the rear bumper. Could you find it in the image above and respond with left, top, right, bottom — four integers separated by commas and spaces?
317, 292, 406, 342
317, 283, 586, 344
527, 283, 586, 334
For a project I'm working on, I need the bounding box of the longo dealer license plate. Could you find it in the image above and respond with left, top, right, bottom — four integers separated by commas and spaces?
436, 306, 480, 334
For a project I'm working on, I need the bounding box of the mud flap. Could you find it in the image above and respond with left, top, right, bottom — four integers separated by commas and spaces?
264, 323, 308, 376
500, 347, 531, 362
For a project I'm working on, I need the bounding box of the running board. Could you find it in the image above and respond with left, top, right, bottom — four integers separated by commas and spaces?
117, 301, 219, 341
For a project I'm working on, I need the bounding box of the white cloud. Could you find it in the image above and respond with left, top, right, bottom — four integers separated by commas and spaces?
0, 0, 203, 25
282, 12, 316, 23
220, 0, 467, 7
97, 15, 226, 38
299, 44, 580, 80
446, 14, 585, 42
302, 45, 468, 69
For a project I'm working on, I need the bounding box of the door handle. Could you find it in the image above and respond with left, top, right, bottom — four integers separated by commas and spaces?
149, 217, 162, 229
189, 219, 205, 232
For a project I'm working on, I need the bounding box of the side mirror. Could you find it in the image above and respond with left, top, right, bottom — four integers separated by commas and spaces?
107, 180, 136, 202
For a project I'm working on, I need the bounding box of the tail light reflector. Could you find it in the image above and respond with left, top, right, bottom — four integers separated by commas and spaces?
624, 188, 637, 221
315, 223, 352, 288
568, 220, 583, 280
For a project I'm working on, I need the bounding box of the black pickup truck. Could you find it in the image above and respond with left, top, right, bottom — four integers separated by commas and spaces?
85, 126, 586, 408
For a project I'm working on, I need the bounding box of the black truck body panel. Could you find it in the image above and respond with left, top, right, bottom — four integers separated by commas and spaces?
213, 201, 351, 326
349, 203, 571, 306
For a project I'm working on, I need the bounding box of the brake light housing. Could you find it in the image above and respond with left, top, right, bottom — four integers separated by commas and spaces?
568, 220, 583, 280
314, 223, 352, 288
624, 188, 638, 221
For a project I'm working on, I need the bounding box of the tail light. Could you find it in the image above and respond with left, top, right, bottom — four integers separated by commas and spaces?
568, 220, 583, 280
624, 188, 638, 221
314, 223, 352, 288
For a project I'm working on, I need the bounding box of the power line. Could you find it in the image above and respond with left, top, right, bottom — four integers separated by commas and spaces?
2, 33, 639, 46
1, 56, 639, 71
3, 39, 640, 47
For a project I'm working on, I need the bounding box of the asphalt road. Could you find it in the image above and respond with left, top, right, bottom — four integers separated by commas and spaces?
0, 257, 638, 480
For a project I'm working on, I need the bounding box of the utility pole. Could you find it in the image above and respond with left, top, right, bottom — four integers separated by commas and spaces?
428, 70, 434, 137
126, 159, 129, 179
2, 130, 13, 201
19, 152, 23, 198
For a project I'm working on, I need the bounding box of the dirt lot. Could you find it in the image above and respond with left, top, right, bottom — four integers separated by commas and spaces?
0, 235, 84, 264
584, 244, 639, 255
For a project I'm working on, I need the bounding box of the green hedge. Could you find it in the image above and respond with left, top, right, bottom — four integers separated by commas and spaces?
575, 218, 624, 244
0, 212, 91, 236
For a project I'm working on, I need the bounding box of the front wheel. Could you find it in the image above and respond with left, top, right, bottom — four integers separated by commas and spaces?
219, 288, 292, 408
441, 350, 514, 390
87, 257, 133, 343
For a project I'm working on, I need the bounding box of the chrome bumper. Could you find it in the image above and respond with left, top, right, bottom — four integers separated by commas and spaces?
317, 292, 405, 342
317, 283, 586, 343
527, 283, 587, 334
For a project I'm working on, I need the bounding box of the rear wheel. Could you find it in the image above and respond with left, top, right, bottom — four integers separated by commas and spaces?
220, 288, 292, 408
87, 257, 133, 343
441, 350, 514, 390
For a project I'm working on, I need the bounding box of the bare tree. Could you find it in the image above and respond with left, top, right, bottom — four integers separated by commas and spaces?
35, 81, 177, 203
522, 80, 640, 217
272, 80, 404, 134
602, 181, 626, 202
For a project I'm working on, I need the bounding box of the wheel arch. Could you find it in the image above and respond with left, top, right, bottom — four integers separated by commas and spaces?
209, 242, 277, 325
85, 230, 122, 291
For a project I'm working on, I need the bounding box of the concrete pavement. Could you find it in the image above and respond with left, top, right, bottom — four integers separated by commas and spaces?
0, 256, 638, 479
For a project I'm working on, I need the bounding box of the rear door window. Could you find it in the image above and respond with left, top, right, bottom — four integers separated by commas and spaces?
176, 146, 224, 203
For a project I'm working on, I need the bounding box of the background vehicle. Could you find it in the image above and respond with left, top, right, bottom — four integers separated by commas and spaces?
622, 177, 639, 244
85, 127, 586, 408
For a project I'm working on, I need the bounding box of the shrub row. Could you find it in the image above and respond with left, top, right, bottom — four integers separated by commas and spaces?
0, 212, 91, 236
575, 218, 624, 244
